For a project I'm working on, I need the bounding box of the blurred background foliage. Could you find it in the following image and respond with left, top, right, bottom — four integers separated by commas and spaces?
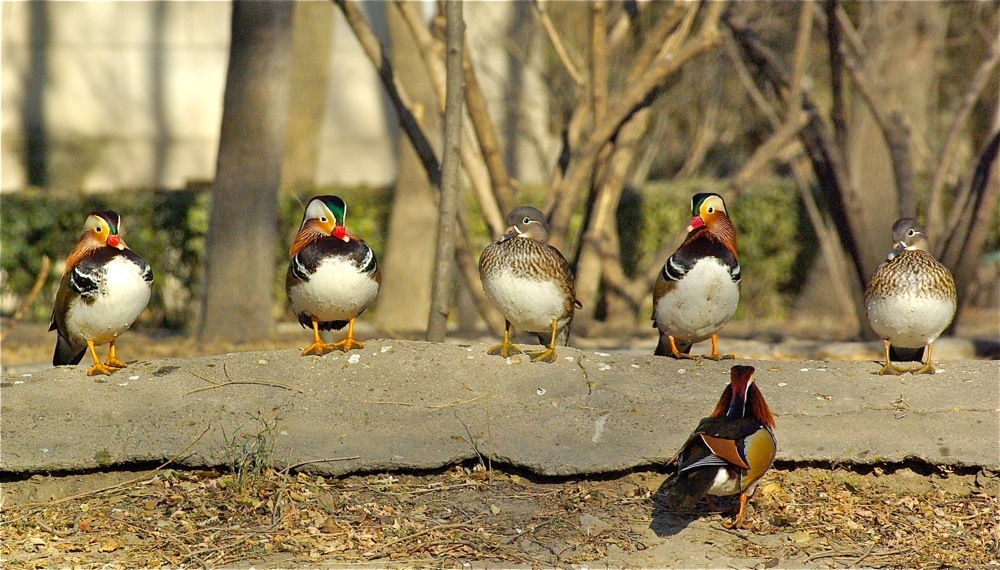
0, 186, 390, 328
2, 1, 997, 345
1, 179, 810, 330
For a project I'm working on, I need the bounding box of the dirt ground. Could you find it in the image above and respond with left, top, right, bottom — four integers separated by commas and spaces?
2, 463, 997, 569
3, 316, 998, 568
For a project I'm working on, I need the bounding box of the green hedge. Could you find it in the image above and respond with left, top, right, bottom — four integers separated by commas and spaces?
0, 187, 391, 328
616, 178, 812, 321
1, 180, 810, 329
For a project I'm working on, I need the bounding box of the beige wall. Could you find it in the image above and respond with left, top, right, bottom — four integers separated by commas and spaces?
1, 1, 554, 193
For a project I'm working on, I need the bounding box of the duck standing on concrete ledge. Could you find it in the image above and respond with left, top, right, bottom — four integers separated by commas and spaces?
865, 217, 956, 375
479, 206, 581, 363
50, 210, 153, 376
652, 192, 740, 360
287, 195, 380, 356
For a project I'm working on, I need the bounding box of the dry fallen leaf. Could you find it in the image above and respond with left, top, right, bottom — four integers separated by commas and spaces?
758, 482, 782, 497
789, 530, 813, 543
99, 539, 120, 552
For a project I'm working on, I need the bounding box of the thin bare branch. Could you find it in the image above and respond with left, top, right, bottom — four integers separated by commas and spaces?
831, 5, 933, 165
723, 19, 858, 322
574, 107, 651, 328
8, 255, 50, 331
835, 41, 916, 214
338, 0, 500, 332
726, 12, 870, 310
788, 0, 814, 116
462, 46, 516, 214
590, 1, 609, 124
940, 129, 1000, 264
455, 211, 506, 334
395, 2, 505, 237
926, 31, 1000, 242
938, 129, 1000, 331
427, 0, 465, 342
830, 5, 918, 217
548, 2, 724, 249
334, 0, 441, 187
677, 100, 718, 177
544, 3, 684, 216
285, 456, 361, 471
723, 35, 782, 129
825, 0, 848, 158
729, 110, 811, 192
531, 0, 585, 86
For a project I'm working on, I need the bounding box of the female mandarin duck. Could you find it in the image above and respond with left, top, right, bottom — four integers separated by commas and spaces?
865, 218, 956, 375
652, 193, 740, 360
286, 195, 380, 356
50, 210, 153, 376
479, 206, 581, 363
655, 365, 776, 529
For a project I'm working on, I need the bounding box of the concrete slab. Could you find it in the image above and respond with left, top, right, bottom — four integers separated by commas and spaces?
2, 340, 997, 477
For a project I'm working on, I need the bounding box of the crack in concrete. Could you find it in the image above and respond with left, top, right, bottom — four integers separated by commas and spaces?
775, 408, 999, 418
576, 355, 593, 396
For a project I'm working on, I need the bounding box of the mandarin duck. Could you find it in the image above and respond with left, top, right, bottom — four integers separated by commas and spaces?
50, 210, 153, 376
287, 195, 380, 356
652, 193, 740, 360
479, 206, 581, 363
864, 218, 956, 375
655, 365, 776, 529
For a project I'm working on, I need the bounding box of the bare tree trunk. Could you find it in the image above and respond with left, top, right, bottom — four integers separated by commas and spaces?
282, 2, 334, 188
199, 1, 294, 343
374, 3, 442, 337
23, 1, 48, 189
939, 129, 1000, 330
846, 2, 948, 285
427, 0, 465, 342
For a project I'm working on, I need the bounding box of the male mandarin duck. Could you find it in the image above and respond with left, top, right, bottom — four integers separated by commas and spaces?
287, 195, 380, 356
50, 210, 153, 376
652, 192, 740, 360
864, 218, 956, 375
655, 365, 776, 529
479, 206, 581, 363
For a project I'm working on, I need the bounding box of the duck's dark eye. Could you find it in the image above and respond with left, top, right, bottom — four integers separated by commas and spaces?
95, 227, 103, 232
908, 229, 915, 236
707, 207, 715, 214
523, 217, 531, 224
320, 216, 328, 223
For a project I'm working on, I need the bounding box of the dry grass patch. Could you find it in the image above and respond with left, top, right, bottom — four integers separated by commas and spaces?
1, 465, 996, 568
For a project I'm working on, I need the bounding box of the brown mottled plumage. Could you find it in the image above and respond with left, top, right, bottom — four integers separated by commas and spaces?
865, 218, 956, 375
479, 206, 580, 363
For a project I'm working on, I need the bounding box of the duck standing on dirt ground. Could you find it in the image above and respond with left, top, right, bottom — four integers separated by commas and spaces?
479, 206, 582, 363
287, 195, 380, 356
654, 365, 776, 529
865, 217, 956, 375
50, 210, 153, 376
652, 192, 740, 360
